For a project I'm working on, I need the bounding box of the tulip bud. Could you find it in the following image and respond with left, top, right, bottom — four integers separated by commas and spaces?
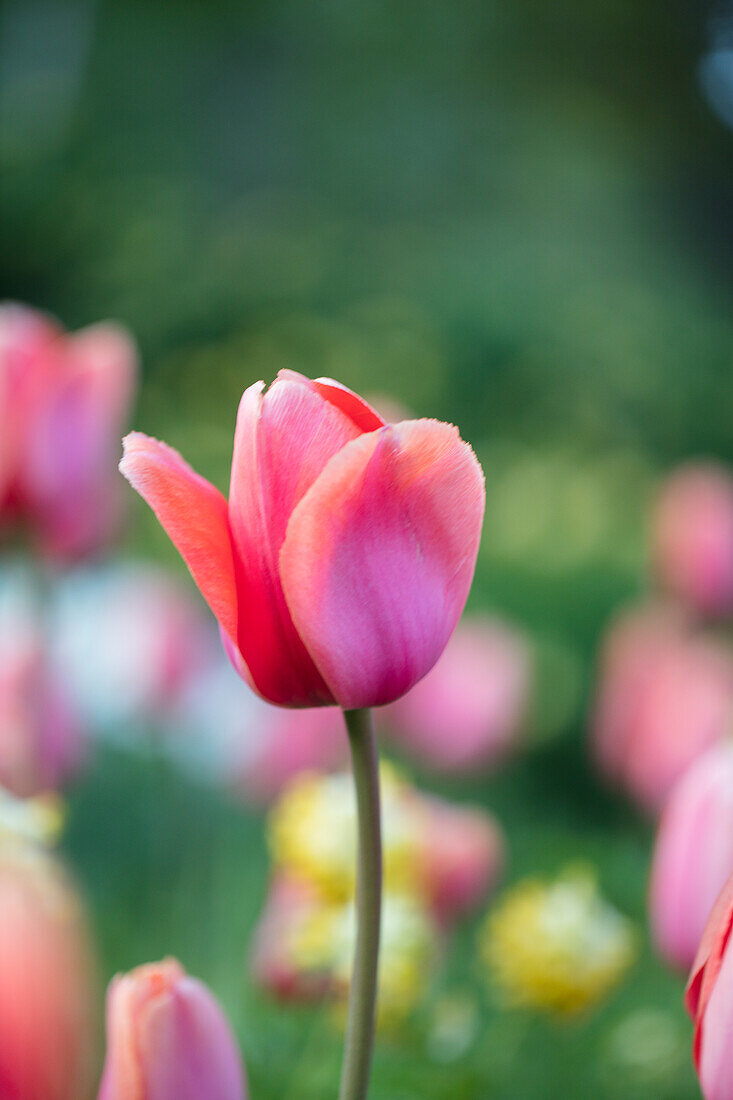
651, 463, 733, 617
650, 741, 733, 972
0, 842, 95, 1100
99, 958, 247, 1100
686, 874, 733, 1099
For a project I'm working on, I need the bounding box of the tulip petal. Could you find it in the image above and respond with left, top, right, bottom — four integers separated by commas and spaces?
119, 433, 239, 647
280, 419, 485, 709
278, 371, 384, 433
228, 376, 369, 705
699, 932, 733, 1100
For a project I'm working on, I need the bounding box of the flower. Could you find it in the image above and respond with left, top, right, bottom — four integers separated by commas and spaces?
99, 958, 247, 1100
651, 463, 733, 617
591, 603, 733, 812
0, 839, 96, 1099
480, 866, 636, 1015
686, 873, 733, 1099
380, 616, 531, 774
120, 371, 484, 708
649, 741, 733, 972
0, 303, 137, 561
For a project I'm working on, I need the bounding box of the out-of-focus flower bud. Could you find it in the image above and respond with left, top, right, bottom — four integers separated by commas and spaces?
480, 866, 636, 1015
650, 741, 733, 972
686, 874, 733, 1099
380, 617, 531, 774
99, 958, 247, 1100
591, 603, 733, 812
651, 463, 733, 617
0, 839, 96, 1099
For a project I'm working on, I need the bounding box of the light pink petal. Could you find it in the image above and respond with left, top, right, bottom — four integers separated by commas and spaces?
228, 375, 369, 705
120, 433, 239, 647
280, 419, 485, 709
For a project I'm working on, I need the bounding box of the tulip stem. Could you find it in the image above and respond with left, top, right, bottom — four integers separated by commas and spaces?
338, 707, 382, 1100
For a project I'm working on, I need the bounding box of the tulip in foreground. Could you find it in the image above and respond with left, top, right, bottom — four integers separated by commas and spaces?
99, 958, 246, 1100
121, 371, 485, 1100
650, 741, 733, 972
686, 873, 733, 1099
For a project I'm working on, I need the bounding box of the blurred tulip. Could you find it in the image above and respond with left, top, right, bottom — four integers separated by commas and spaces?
686, 874, 733, 1099
52, 562, 211, 735
380, 616, 531, 774
591, 604, 733, 812
651, 463, 733, 617
650, 741, 733, 972
120, 370, 484, 709
0, 576, 85, 797
0, 841, 96, 1100
480, 866, 636, 1016
99, 958, 247, 1100
0, 302, 137, 561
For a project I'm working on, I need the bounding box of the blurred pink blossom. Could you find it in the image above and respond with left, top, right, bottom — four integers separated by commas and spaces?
99, 958, 246, 1100
591, 604, 733, 813
0, 844, 96, 1100
650, 462, 733, 617
650, 740, 733, 973
0, 302, 137, 561
380, 617, 531, 774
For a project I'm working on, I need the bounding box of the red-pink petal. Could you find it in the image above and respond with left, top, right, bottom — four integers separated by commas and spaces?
119, 433, 239, 647
279, 419, 485, 709
228, 375, 369, 706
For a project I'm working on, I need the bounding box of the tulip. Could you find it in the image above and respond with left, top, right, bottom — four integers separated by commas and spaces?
686, 873, 733, 1099
99, 958, 247, 1100
380, 616, 530, 773
651, 463, 733, 617
0, 842, 96, 1100
120, 370, 485, 709
0, 302, 137, 560
649, 741, 733, 972
591, 603, 733, 812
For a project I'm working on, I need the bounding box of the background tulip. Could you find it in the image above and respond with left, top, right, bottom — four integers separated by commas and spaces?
649, 740, 733, 972
650, 463, 733, 617
686, 874, 733, 1100
120, 370, 485, 709
591, 603, 733, 812
380, 616, 531, 774
0, 842, 96, 1100
99, 958, 247, 1100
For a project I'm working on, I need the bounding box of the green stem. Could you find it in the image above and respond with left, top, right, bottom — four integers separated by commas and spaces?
338, 708, 382, 1100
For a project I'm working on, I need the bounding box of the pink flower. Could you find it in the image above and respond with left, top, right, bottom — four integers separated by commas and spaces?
250, 875, 333, 1001
650, 741, 733, 972
380, 616, 531, 774
0, 845, 96, 1100
651, 463, 733, 617
415, 797, 505, 925
120, 371, 485, 709
99, 958, 247, 1100
591, 604, 733, 813
686, 874, 733, 1099
0, 303, 137, 561
236, 705, 348, 803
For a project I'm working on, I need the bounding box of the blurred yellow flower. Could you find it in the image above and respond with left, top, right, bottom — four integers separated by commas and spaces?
480, 865, 636, 1015
0, 787, 64, 848
268, 765, 421, 902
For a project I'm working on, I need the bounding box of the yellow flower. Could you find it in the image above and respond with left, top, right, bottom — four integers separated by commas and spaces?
0, 787, 64, 848
480, 865, 636, 1015
268, 765, 422, 902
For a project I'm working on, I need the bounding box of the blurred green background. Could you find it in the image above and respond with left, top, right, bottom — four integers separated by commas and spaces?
3, 1, 732, 1095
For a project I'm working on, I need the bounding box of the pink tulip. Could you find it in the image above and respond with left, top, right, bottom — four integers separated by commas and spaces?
415, 797, 505, 925
0, 302, 137, 561
0, 844, 96, 1100
650, 741, 733, 972
120, 371, 485, 709
686, 873, 733, 1099
591, 604, 733, 812
99, 958, 247, 1100
380, 617, 531, 773
651, 463, 733, 617
236, 704, 348, 803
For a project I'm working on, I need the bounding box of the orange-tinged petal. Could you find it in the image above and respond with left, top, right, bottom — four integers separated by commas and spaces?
280, 419, 485, 709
